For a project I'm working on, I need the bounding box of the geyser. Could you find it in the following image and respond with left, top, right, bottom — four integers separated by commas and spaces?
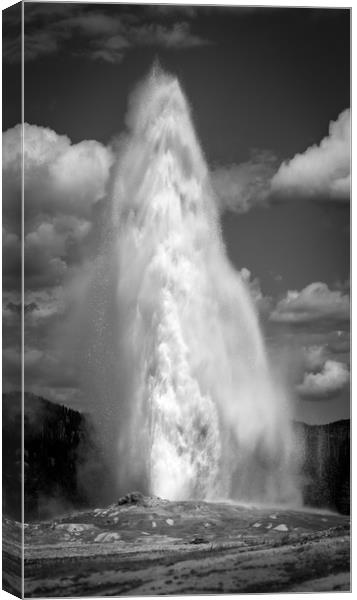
82, 68, 300, 506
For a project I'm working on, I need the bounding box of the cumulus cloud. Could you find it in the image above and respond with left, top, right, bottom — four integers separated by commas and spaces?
3, 123, 113, 225
2, 122, 117, 400
297, 359, 349, 398
270, 282, 349, 324
212, 109, 350, 214
297, 343, 350, 399
2, 121, 113, 400
271, 109, 350, 201
211, 151, 277, 213
24, 223, 69, 290
3, 123, 114, 291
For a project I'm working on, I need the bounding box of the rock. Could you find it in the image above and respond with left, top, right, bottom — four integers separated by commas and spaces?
190, 535, 208, 545
117, 492, 167, 508
55, 523, 93, 533
117, 491, 147, 506
94, 531, 121, 543
274, 524, 289, 532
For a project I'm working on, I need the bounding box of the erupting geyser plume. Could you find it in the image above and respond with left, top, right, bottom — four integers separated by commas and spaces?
81, 67, 301, 506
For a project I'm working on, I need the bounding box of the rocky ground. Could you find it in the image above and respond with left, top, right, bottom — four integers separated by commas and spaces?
3, 493, 350, 597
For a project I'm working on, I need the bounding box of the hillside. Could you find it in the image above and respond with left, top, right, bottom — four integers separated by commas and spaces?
294, 420, 350, 514
3, 392, 93, 521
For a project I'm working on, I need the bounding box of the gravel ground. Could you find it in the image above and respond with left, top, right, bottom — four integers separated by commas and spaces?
3, 495, 350, 597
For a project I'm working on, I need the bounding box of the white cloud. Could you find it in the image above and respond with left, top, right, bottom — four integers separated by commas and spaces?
3, 122, 114, 399
3, 123, 114, 228
270, 282, 349, 324
271, 109, 350, 200
2, 123, 116, 398
297, 359, 349, 397
3, 124, 114, 290
24, 218, 91, 290
2, 228, 21, 291
211, 109, 350, 214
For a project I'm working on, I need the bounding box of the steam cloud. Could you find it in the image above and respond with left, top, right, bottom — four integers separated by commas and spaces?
75, 67, 301, 506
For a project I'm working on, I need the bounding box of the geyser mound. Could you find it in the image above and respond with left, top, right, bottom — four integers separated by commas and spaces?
82, 68, 301, 506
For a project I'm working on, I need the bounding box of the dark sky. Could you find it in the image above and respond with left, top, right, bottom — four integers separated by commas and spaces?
5, 5, 349, 158
2, 2, 350, 424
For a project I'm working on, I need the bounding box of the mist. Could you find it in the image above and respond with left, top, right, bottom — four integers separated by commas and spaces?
69, 67, 301, 507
